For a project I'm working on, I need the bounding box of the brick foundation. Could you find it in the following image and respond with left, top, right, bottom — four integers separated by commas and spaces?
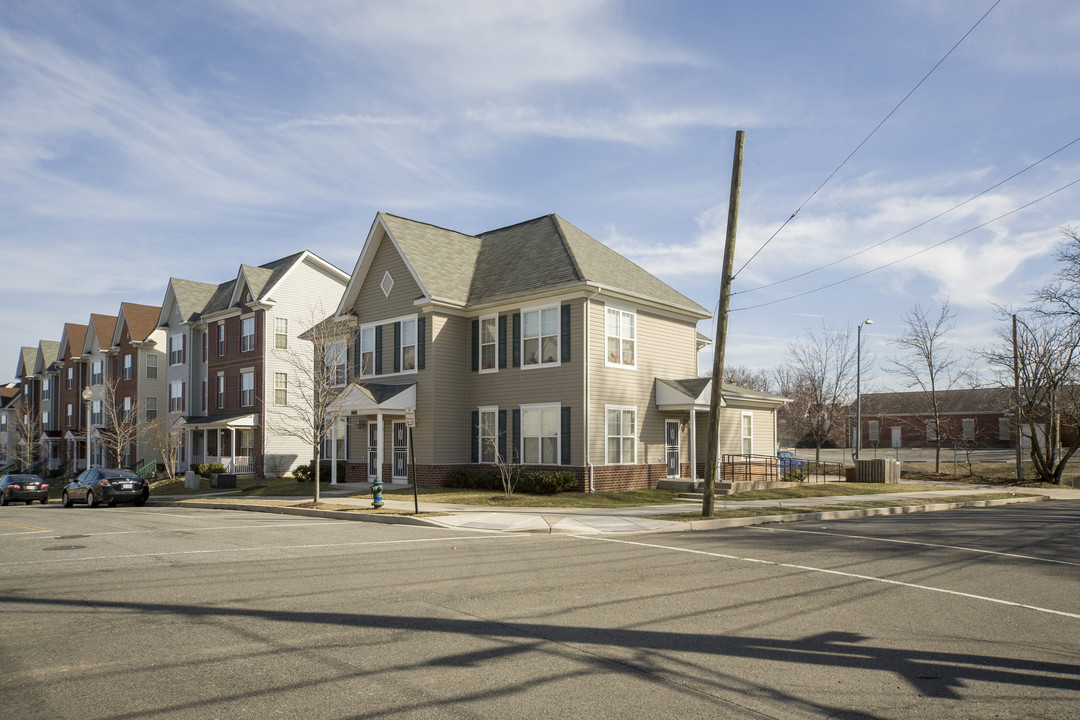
341, 462, 684, 492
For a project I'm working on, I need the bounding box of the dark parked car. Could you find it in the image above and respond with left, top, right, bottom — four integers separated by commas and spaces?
0, 474, 50, 505
62, 468, 149, 508
777, 450, 805, 469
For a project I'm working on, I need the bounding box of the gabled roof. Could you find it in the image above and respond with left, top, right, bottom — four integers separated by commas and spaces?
113, 302, 162, 345
858, 388, 1015, 416
57, 323, 88, 363
33, 341, 60, 375
158, 277, 233, 327
1, 382, 20, 408
16, 347, 36, 380
656, 377, 790, 411
338, 213, 711, 318
83, 314, 118, 355
228, 250, 347, 309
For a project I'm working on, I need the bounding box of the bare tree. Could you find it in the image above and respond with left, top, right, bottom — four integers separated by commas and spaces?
1035, 226, 1080, 317
887, 299, 971, 472
782, 322, 860, 461
94, 377, 148, 470
984, 311, 1080, 484
721, 364, 774, 393
9, 404, 43, 472
267, 308, 357, 503
146, 414, 184, 480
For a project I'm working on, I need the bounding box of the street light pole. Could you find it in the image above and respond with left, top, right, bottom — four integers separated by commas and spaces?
81, 386, 93, 471
855, 319, 873, 461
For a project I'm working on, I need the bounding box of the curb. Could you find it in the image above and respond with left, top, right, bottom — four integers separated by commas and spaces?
678, 494, 1049, 531
163, 499, 448, 528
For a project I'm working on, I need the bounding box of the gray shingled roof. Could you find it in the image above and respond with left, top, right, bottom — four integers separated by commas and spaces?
170, 278, 224, 323
379, 213, 710, 316
17, 346, 36, 378
241, 251, 305, 301
36, 341, 60, 373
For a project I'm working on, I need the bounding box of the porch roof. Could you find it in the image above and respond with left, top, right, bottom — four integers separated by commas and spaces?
181, 412, 259, 429
655, 378, 790, 412
329, 382, 416, 415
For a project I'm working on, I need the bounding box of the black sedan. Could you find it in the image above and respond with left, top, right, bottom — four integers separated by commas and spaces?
0, 474, 50, 505
62, 468, 149, 508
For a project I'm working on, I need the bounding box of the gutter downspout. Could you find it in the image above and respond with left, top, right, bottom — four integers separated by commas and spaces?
584, 287, 601, 492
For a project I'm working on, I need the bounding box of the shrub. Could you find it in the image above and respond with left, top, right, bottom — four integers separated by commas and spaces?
449, 467, 577, 494
293, 460, 347, 482
193, 463, 226, 477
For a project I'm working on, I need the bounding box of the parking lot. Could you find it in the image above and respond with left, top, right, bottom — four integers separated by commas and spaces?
2, 501, 1078, 719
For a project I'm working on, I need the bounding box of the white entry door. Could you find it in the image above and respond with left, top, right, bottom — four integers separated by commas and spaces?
368, 422, 379, 480
392, 421, 409, 480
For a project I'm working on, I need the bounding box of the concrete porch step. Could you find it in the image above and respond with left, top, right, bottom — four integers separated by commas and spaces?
676, 480, 805, 499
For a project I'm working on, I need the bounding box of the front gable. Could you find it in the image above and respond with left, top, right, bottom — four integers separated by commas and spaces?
342, 223, 427, 323
337, 215, 432, 318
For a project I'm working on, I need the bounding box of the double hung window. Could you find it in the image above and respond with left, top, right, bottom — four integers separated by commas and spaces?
479, 409, 498, 463
217, 325, 226, 356
275, 373, 288, 406
522, 405, 559, 464
360, 327, 375, 376
400, 319, 416, 372
605, 406, 636, 464
169, 335, 184, 365
169, 382, 183, 412
275, 317, 288, 349
91, 361, 103, 386
122, 354, 133, 381
240, 372, 255, 407
241, 317, 256, 352
326, 340, 346, 386
480, 317, 497, 372
605, 307, 636, 367
522, 307, 558, 366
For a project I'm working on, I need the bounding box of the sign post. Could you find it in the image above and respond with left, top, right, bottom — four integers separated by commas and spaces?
405, 408, 418, 514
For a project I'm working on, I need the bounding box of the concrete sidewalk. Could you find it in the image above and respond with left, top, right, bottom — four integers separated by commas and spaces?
163, 481, 1080, 535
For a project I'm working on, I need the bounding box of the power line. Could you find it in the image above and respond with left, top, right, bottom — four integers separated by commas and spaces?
731, 175, 1080, 312
732, 0, 1002, 279
739, 135, 1080, 295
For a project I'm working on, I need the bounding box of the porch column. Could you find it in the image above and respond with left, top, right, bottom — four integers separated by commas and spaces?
230, 428, 236, 473
330, 417, 338, 485
690, 408, 698, 484
376, 413, 384, 482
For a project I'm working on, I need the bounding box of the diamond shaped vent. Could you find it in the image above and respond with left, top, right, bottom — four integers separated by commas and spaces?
380, 271, 394, 298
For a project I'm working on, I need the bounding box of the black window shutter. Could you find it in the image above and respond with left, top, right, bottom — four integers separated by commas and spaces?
498, 409, 507, 461
374, 325, 382, 375
512, 313, 521, 367
393, 322, 401, 373
561, 406, 571, 466
417, 316, 426, 370
561, 304, 571, 363
470, 410, 479, 463
471, 319, 479, 372
512, 409, 521, 463
498, 315, 507, 369
353, 332, 362, 381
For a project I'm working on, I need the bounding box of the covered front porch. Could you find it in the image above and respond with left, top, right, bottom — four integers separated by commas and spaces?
327, 382, 415, 485
182, 412, 259, 475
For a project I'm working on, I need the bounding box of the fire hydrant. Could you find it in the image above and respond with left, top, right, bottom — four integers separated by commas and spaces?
371, 477, 384, 509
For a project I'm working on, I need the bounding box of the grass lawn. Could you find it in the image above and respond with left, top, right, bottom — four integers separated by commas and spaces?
378, 486, 686, 508
721, 482, 946, 501
902, 462, 1078, 488
179, 497, 442, 515
652, 492, 1042, 521
149, 476, 329, 497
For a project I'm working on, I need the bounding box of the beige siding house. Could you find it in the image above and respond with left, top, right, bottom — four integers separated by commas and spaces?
329, 212, 789, 492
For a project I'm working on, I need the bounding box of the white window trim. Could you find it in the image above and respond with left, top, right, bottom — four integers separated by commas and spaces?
325, 338, 348, 388
240, 371, 256, 408
605, 404, 637, 465
217, 375, 225, 410
479, 315, 498, 374
358, 314, 419, 379
274, 317, 288, 350
520, 402, 561, 466
478, 406, 499, 464
741, 411, 754, 455
217, 323, 226, 357
520, 304, 561, 370
168, 334, 184, 366
240, 315, 256, 353
169, 382, 184, 413
604, 304, 637, 370
274, 372, 288, 406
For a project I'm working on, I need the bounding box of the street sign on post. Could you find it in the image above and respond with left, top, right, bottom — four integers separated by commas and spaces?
405, 407, 416, 428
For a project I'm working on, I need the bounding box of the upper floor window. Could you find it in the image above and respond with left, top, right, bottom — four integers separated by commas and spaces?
66, 403, 73, 427
122, 396, 133, 422
91, 360, 103, 386
91, 400, 102, 426
217, 324, 225, 356
480, 316, 497, 372
122, 354, 134, 381
522, 404, 559, 465
169, 334, 184, 365
240, 371, 255, 407
41, 378, 51, 401
241, 317, 256, 352
169, 382, 184, 413
274, 317, 288, 349
0, 414, 6, 431
146, 354, 158, 379
41, 411, 50, 429
66, 367, 74, 390
605, 307, 636, 368
400, 319, 416, 372
606, 406, 636, 464
274, 372, 288, 406
217, 376, 225, 410
522, 307, 558, 367
145, 397, 157, 421
326, 340, 347, 386
360, 327, 375, 375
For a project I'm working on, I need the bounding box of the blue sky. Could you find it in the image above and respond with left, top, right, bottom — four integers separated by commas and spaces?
2, 0, 1078, 391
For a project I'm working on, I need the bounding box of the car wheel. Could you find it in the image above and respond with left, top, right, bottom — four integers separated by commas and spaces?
62, 491, 72, 508
108, 501, 117, 507
86, 490, 98, 508
134, 497, 145, 507
40, 498, 48, 504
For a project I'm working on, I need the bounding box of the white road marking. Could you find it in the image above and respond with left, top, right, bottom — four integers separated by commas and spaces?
0, 533, 530, 567
579, 535, 1080, 620
751, 526, 1080, 567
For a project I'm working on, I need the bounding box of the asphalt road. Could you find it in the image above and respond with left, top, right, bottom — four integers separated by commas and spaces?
1, 502, 1078, 719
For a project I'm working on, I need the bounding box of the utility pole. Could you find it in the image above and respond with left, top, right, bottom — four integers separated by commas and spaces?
703, 130, 744, 517
1013, 314, 1022, 483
